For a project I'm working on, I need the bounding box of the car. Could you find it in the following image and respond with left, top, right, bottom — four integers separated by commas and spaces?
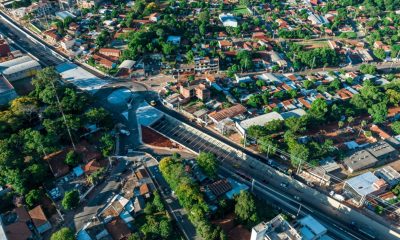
294, 195, 301, 201
280, 182, 289, 188
120, 129, 130, 136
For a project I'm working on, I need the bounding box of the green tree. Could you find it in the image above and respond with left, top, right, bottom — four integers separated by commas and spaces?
391, 121, 400, 135
65, 150, 79, 166
197, 152, 218, 178
359, 64, 377, 74
309, 98, 328, 121
62, 190, 80, 210
373, 48, 386, 61
153, 191, 165, 212
50, 227, 75, 240
258, 136, 278, 156
99, 133, 114, 157
25, 189, 42, 208
368, 102, 387, 123
234, 191, 258, 224
159, 219, 172, 238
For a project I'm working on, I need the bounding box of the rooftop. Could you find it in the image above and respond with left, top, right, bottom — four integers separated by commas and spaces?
240, 112, 283, 131
346, 172, 380, 196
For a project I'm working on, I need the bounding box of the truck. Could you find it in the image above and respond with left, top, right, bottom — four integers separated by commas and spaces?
329, 191, 345, 202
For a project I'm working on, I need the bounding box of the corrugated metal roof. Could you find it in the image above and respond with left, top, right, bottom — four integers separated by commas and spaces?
2, 60, 41, 75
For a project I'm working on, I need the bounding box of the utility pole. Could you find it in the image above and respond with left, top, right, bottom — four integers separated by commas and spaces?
251, 179, 255, 192
51, 81, 76, 151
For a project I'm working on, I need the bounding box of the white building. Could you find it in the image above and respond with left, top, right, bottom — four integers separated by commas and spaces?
219, 13, 238, 28
60, 35, 76, 50
237, 112, 284, 136
0, 56, 41, 82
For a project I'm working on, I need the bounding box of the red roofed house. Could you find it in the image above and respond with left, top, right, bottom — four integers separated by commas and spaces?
1, 207, 34, 240
28, 205, 52, 234
99, 48, 122, 58
84, 160, 102, 175
43, 150, 70, 178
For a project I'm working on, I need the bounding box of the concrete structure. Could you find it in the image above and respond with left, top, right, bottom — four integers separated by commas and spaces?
219, 13, 238, 27
0, 76, 17, 105
374, 166, 400, 187
251, 214, 301, 240
344, 172, 387, 206
344, 141, 398, 173
194, 57, 219, 73
56, 63, 109, 94
297, 215, 327, 240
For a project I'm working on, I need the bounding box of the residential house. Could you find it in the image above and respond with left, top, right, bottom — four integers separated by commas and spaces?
180, 83, 210, 101
60, 35, 75, 50
43, 30, 61, 44
43, 150, 70, 178
0, 206, 36, 240
208, 104, 247, 125
28, 205, 52, 234
194, 57, 219, 73
251, 214, 301, 240
98, 48, 122, 58
344, 172, 388, 206
105, 217, 131, 240
374, 166, 400, 188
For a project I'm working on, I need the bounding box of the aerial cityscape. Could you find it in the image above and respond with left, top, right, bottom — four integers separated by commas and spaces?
0, 0, 400, 239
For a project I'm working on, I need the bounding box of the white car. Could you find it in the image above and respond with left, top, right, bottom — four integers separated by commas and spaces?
120, 129, 130, 136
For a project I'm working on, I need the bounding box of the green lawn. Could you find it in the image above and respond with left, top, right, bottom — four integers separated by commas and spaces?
233, 5, 251, 15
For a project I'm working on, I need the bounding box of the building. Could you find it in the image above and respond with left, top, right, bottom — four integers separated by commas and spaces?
367, 141, 398, 161
208, 104, 247, 125
180, 83, 210, 101
344, 150, 378, 173
251, 214, 301, 240
374, 166, 400, 187
344, 172, 388, 206
43, 30, 61, 44
167, 35, 181, 45
149, 12, 160, 22
219, 13, 238, 27
237, 112, 284, 136
0, 75, 17, 106
194, 57, 219, 73
28, 205, 52, 234
98, 48, 122, 58
0, 206, 36, 240
60, 35, 75, 50
297, 215, 327, 240
0, 56, 41, 81
251, 214, 331, 240
344, 141, 398, 173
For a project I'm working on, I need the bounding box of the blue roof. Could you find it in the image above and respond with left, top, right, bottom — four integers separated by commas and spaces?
73, 166, 84, 177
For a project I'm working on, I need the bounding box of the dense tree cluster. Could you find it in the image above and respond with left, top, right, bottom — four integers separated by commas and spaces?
159, 156, 226, 240
0, 68, 113, 212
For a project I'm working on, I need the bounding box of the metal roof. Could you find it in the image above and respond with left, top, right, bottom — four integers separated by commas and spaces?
0, 56, 33, 71
240, 111, 283, 130
2, 60, 41, 75
346, 172, 379, 196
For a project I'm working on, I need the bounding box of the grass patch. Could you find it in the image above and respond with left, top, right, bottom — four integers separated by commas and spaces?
233, 5, 251, 15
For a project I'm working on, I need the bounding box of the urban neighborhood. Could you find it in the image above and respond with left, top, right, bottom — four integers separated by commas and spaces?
1, 0, 400, 240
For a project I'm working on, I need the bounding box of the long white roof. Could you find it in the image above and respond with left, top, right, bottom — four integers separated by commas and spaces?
2, 60, 41, 75
240, 111, 283, 130
0, 56, 33, 71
